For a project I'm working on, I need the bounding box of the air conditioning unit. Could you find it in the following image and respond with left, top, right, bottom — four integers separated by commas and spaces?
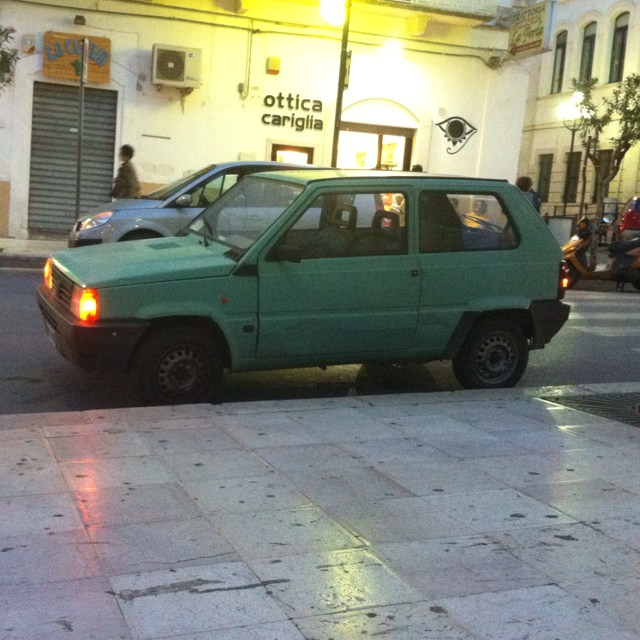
152, 44, 202, 89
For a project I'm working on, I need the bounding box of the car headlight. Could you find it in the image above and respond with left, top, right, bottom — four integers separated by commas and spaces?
78, 211, 114, 231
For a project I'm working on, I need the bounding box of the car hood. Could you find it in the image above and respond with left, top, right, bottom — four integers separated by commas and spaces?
51, 235, 237, 288
80, 198, 162, 219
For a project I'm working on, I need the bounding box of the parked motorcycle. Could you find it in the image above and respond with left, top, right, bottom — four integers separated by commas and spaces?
562, 218, 640, 291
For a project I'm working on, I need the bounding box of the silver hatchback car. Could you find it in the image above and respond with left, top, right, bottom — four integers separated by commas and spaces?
68, 161, 308, 247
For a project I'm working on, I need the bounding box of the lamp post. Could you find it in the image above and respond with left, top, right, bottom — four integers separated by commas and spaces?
321, 0, 352, 168
557, 92, 584, 217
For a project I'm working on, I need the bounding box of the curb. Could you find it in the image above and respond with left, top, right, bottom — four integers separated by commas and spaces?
0, 253, 48, 269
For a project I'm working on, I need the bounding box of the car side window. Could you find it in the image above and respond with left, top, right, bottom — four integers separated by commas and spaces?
281, 191, 407, 259
419, 191, 517, 252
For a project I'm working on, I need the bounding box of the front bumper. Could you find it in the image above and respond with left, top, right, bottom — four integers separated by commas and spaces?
37, 285, 148, 371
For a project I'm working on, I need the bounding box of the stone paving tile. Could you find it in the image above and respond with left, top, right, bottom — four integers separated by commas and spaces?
424, 487, 576, 533
214, 506, 361, 560
292, 602, 478, 639
139, 425, 240, 454
589, 516, 640, 552
0, 529, 101, 586
48, 431, 152, 462
86, 518, 238, 575
469, 452, 591, 487
74, 482, 201, 527
172, 621, 307, 639
323, 496, 475, 543
0, 577, 131, 640
249, 548, 424, 618
110, 562, 289, 639
381, 459, 509, 496
0, 492, 84, 536
374, 535, 550, 599
186, 474, 312, 514
0, 447, 68, 497
520, 478, 640, 521
160, 448, 274, 482
438, 584, 640, 640
338, 436, 452, 466
562, 574, 640, 638
60, 456, 176, 491
254, 442, 364, 473
489, 522, 640, 582
284, 465, 414, 507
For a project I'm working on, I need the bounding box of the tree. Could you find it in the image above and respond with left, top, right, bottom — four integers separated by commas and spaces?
0, 25, 19, 91
573, 74, 640, 218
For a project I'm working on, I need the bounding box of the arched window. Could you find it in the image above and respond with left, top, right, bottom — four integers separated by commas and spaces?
551, 31, 567, 94
580, 22, 597, 82
609, 12, 629, 83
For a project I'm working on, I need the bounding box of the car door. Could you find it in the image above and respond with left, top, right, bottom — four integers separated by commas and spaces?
256, 188, 420, 359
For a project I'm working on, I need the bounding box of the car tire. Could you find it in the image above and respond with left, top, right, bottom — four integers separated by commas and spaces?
452, 317, 528, 389
132, 325, 223, 405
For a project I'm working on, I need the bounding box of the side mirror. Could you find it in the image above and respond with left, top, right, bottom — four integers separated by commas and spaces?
175, 194, 192, 208
266, 244, 302, 263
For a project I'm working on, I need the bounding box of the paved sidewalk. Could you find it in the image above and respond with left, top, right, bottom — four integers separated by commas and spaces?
0, 237, 67, 269
2, 383, 640, 639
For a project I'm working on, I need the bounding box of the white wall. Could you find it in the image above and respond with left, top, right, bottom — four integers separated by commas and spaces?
1, 0, 529, 237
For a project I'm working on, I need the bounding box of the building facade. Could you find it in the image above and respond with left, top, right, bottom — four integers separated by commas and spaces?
518, 0, 639, 219
0, 0, 527, 239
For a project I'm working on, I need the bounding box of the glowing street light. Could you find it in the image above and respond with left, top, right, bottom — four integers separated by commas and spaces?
320, 0, 352, 167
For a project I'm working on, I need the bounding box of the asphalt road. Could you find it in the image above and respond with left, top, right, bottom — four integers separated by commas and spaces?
1, 268, 638, 414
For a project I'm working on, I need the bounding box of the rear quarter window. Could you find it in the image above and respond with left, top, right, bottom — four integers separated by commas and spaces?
419, 191, 518, 253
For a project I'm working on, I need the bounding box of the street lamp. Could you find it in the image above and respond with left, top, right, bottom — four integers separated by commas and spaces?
321, 0, 352, 167
557, 92, 584, 216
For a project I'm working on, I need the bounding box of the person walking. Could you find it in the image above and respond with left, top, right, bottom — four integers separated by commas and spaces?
515, 176, 541, 214
111, 144, 141, 199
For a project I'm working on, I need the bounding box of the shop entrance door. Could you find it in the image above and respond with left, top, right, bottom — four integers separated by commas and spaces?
337, 122, 415, 170
28, 82, 117, 235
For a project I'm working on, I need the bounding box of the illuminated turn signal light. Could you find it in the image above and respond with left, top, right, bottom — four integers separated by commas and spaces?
44, 258, 53, 289
71, 287, 99, 322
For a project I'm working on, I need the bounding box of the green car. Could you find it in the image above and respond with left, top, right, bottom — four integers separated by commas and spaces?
37, 169, 570, 405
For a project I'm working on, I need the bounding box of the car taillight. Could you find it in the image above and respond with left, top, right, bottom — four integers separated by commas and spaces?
558, 261, 569, 298
71, 287, 99, 322
43, 258, 53, 289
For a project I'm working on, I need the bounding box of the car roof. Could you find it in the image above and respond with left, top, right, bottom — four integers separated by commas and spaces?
253, 168, 510, 186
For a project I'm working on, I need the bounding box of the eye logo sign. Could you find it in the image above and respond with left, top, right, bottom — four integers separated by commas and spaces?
436, 117, 477, 154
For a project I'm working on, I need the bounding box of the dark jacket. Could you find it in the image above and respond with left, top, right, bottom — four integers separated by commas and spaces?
111, 160, 140, 199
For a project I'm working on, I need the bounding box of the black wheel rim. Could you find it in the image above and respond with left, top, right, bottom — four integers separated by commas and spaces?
473, 332, 517, 385
155, 344, 209, 403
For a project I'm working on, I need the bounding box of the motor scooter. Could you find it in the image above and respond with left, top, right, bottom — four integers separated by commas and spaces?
562, 232, 640, 291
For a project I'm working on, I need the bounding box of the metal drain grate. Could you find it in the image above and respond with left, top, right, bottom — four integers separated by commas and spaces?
541, 392, 640, 427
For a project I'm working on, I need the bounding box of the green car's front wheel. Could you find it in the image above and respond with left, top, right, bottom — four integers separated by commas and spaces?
132, 326, 223, 405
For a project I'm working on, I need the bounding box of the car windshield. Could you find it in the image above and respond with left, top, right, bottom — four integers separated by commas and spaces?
187, 175, 304, 251
142, 165, 217, 200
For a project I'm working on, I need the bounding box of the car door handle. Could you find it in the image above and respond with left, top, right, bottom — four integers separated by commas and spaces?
411, 269, 419, 277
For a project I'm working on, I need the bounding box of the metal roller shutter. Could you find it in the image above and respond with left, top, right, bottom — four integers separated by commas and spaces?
28, 82, 117, 235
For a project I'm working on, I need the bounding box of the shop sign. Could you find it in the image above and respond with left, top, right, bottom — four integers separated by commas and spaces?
43, 31, 111, 83
261, 92, 324, 132
508, 1, 554, 59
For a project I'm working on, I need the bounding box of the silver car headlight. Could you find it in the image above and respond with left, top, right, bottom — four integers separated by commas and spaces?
78, 211, 114, 231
